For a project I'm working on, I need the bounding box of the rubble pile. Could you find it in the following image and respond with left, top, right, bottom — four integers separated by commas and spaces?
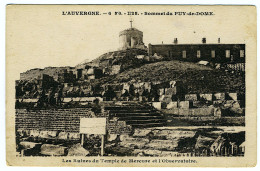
112, 128, 245, 157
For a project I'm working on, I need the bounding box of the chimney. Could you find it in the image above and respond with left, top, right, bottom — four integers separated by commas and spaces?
218, 38, 221, 43
202, 38, 206, 44
174, 38, 178, 44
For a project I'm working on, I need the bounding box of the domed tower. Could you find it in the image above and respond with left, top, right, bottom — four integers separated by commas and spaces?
119, 19, 145, 50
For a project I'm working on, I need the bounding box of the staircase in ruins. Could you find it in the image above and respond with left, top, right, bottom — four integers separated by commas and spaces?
104, 102, 166, 128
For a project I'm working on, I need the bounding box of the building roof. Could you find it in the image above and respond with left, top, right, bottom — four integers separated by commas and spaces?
150, 43, 245, 46
123, 27, 141, 31
119, 27, 143, 35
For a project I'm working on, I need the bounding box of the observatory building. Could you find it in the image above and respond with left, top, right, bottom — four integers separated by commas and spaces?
119, 19, 146, 50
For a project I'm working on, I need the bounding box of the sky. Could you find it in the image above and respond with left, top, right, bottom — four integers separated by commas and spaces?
6, 5, 255, 80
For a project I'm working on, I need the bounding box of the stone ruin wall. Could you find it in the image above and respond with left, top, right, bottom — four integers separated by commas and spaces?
15, 108, 131, 138
20, 67, 73, 81
15, 108, 95, 133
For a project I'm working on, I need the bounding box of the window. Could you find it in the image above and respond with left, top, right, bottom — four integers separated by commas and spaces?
226, 50, 230, 58
182, 51, 186, 58
240, 50, 245, 58
197, 50, 201, 58
211, 50, 215, 58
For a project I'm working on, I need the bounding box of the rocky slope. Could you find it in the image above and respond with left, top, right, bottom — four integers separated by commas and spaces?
95, 60, 245, 94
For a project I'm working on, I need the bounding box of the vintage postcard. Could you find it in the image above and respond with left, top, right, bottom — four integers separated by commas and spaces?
6, 5, 257, 167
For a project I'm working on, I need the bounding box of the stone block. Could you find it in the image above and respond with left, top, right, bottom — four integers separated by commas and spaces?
159, 95, 164, 102
161, 151, 179, 157
165, 88, 177, 96
20, 141, 42, 150
199, 93, 213, 101
164, 108, 179, 115
166, 131, 196, 139
214, 93, 225, 100
38, 131, 50, 139
166, 101, 178, 109
178, 109, 190, 115
72, 97, 81, 102
213, 100, 224, 105
142, 149, 162, 156
107, 134, 118, 142
67, 143, 89, 156
29, 130, 40, 137
230, 107, 244, 115
123, 137, 150, 143
57, 132, 68, 140
185, 94, 198, 101
179, 101, 189, 108
68, 133, 80, 140
63, 97, 72, 103
47, 131, 58, 138
152, 130, 196, 139
224, 100, 236, 108
162, 95, 172, 103
120, 138, 149, 148
232, 101, 240, 108
192, 101, 203, 108
214, 108, 222, 117
133, 129, 152, 137
227, 93, 238, 101
152, 102, 162, 110
159, 88, 165, 95
41, 144, 67, 156
132, 149, 145, 156
119, 134, 130, 142
192, 108, 214, 116
195, 135, 215, 149
38, 131, 58, 139
145, 139, 179, 150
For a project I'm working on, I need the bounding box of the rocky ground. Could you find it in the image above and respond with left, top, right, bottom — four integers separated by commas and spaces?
17, 127, 245, 157
109, 60, 245, 94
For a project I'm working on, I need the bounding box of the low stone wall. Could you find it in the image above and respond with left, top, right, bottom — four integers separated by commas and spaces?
162, 107, 216, 117
159, 92, 244, 104
107, 119, 132, 134
165, 116, 245, 126
16, 108, 96, 133
16, 108, 132, 137
221, 117, 245, 125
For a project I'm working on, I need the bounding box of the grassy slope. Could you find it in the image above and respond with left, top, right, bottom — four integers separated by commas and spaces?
104, 60, 245, 94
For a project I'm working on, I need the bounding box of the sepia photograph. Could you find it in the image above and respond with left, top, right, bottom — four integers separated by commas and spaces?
5, 4, 257, 167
